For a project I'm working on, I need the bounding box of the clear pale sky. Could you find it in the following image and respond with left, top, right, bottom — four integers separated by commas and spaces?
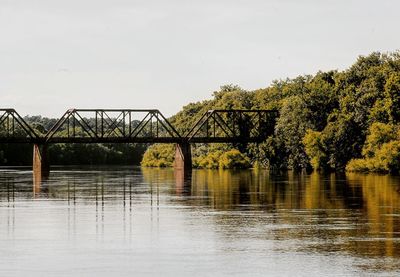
1, 0, 399, 117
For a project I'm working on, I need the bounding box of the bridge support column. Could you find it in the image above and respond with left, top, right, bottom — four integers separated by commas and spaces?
33, 144, 50, 184
174, 143, 192, 171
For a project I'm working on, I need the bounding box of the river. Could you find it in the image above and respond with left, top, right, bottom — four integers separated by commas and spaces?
0, 167, 399, 276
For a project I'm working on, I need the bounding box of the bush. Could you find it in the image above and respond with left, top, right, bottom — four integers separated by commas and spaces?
193, 151, 222, 169
361, 122, 398, 157
219, 149, 251, 169
193, 149, 251, 169
346, 141, 400, 173
374, 141, 400, 173
141, 144, 175, 167
346, 158, 371, 172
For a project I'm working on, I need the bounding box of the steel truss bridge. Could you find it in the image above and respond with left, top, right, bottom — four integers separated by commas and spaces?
0, 108, 278, 175
0, 108, 278, 144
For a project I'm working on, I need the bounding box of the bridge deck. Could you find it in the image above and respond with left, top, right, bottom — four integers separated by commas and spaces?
0, 137, 267, 144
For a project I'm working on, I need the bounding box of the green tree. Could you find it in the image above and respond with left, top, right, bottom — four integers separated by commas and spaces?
385, 73, 400, 123
303, 130, 328, 170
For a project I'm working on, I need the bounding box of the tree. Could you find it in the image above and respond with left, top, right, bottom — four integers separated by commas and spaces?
385, 73, 400, 123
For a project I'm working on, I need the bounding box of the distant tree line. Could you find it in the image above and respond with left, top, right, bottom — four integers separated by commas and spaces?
142, 51, 400, 173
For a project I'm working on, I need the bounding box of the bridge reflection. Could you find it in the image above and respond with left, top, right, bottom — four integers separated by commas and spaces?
1, 169, 400, 261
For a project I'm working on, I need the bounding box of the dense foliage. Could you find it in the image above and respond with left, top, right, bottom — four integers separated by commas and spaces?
346, 123, 400, 173
143, 51, 400, 172
141, 144, 175, 167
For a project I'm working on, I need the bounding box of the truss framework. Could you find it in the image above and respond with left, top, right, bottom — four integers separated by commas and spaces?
0, 108, 278, 144
44, 109, 181, 143
186, 110, 278, 143
0, 109, 39, 143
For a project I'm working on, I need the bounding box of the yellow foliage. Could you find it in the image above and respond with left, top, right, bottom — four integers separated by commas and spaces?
219, 149, 251, 169
347, 140, 400, 173
303, 129, 327, 170
193, 149, 251, 169
141, 144, 175, 167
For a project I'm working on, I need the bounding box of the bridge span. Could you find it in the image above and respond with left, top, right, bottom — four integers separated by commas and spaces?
0, 108, 278, 178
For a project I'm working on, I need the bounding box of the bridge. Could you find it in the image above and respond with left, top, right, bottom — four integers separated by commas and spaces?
0, 108, 278, 177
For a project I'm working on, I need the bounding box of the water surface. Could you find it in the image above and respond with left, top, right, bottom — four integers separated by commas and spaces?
1, 167, 400, 276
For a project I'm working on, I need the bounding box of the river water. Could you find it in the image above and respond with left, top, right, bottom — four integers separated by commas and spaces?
0, 167, 400, 276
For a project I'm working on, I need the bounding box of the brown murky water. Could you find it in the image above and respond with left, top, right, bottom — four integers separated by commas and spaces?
1, 167, 400, 276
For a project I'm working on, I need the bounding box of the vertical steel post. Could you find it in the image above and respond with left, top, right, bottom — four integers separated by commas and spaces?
95, 111, 98, 137
72, 114, 75, 137
128, 112, 131, 136
123, 111, 126, 137
101, 111, 104, 138
156, 113, 159, 138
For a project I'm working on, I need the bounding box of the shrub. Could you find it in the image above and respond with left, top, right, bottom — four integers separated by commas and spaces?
194, 151, 222, 169
141, 144, 175, 167
193, 149, 251, 169
361, 122, 398, 157
346, 159, 371, 172
219, 149, 251, 169
374, 141, 400, 173
346, 141, 400, 173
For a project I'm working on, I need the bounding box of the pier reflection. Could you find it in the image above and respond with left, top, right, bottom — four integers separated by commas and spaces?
1, 168, 400, 269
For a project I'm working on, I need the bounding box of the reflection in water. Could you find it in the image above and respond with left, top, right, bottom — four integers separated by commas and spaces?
146, 169, 400, 270
1, 167, 400, 276
185, 170, 400, 258
174, 169, 192, 196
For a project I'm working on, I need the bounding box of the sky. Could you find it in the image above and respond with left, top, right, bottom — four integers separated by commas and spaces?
1, 0, 399, 117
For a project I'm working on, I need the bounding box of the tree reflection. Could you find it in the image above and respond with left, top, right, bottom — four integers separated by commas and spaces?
163, 169, 400, 259
1, 168, 400, 261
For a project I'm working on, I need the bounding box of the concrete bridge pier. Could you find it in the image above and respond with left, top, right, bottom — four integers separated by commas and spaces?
174, 143, 192, 171
33, 144, 50, 184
